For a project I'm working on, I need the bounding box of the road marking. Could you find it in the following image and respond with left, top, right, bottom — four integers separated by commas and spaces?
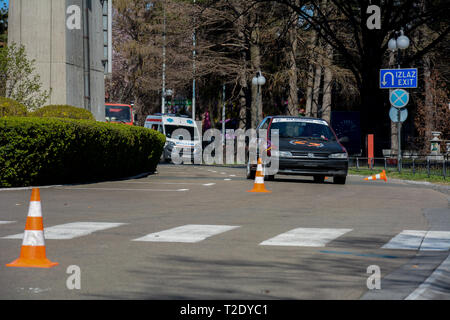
57, 187, 189, 192
224, 179, 232, 181
405, 254, 450, 300
382, 230, 450, 251
121, 182, 215, 186
132, 224, 240, 243
319, 250, 398, 259
3, 222, 126, 240
382, 230, 427, 250
260, 228, 353, 247
0, 221, 15, 225
420, 231, 450, 251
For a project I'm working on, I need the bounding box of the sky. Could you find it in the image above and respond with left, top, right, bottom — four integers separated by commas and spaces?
1, 0, 8, 9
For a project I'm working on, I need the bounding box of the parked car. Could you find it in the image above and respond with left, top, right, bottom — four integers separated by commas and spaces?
246, 116, 349, 184
144, 114, 201, 163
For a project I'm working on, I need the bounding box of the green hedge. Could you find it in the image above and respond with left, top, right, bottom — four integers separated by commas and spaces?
0, 97, 28, 117
31, 105, 95, 120
0, 117, 165, 187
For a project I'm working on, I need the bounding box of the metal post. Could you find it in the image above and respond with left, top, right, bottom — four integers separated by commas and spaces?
356, 157, 359, 170
256, 84, 260, 127
427, 158, 430, 177
384, 157, 387, 170
412, 158, 415, 175
444, 155, 447, 179
222, 84, 226, 147
397, 108, 401, 173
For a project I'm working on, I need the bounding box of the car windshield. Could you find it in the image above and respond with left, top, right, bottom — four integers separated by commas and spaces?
165, 125, 199, 141
105, 105, 131, 122
270, 121, 336, 141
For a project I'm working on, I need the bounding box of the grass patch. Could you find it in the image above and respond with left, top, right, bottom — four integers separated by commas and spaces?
349, 168, 449, 185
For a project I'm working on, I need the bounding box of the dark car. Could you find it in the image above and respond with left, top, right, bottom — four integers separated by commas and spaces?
246, 116, 349, 184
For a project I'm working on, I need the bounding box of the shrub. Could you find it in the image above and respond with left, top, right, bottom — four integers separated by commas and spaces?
31, 105, 95, 120
0, 96, 28, 117
0, 117, 165, 187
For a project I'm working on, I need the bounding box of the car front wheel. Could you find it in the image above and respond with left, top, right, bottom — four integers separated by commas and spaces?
333, 176, 347, 184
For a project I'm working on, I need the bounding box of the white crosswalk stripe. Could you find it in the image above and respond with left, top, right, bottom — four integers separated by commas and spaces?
2, 222, 126, 240
382, 230, 450, 251
0, 221, 15, 225
132, 224, 240, 243
259, 228, 353, 247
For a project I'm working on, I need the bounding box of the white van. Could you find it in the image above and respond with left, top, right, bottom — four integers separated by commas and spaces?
144, 114, 201, 163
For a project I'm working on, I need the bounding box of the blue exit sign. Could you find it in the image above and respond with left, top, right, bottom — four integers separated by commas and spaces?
380, 68, 418, 89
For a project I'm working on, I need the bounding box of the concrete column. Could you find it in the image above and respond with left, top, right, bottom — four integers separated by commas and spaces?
8, 0, 105, 121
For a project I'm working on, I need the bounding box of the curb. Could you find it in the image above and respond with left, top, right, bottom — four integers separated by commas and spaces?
0, 172, 155, 191
405, 253, 450, 300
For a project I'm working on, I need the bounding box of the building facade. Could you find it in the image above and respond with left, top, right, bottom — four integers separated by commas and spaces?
8, 0, 110, 121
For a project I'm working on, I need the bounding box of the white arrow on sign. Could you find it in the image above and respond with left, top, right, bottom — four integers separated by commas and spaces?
382, 72, 394, 86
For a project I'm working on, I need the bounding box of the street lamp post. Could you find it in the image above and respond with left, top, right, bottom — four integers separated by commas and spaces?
252, 71, 266, 128
388, 29, 410, 173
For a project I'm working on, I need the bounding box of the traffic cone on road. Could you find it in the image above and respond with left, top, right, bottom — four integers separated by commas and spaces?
247, 158, 271, 193
6, 188, 58, 268
364, 170, 387, 182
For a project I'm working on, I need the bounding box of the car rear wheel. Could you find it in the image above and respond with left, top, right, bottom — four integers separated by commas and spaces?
313, 175, 325, 183
333, 176, 347, 185
246, 161, 255, 180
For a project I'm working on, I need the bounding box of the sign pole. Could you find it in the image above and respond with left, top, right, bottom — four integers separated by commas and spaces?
397, 108, 401, 173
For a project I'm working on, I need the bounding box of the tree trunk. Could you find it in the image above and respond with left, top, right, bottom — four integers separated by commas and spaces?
321, 44, 333, 122
311, 62, 322, 118
305, 14, 318, 117
287, 26, 298, 116
237, 7, 248, 129
423, 55, 433, 153
250, 18, 262, 128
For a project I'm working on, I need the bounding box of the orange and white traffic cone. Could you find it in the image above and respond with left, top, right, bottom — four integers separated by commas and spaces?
6, 188, 58, 268
364, 170, 387, 182
247, 158, 271, 193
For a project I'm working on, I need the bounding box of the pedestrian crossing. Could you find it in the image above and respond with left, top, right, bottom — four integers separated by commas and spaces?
0, 221, 15, 225
1, 221, 450, 251
259, 228, 353, 247
2, 222, 126, 240
382, 230, 450, 251
132, 224, 239, 243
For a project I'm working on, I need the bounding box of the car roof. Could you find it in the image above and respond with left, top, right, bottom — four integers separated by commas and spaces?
266, 115, 329, 123
268, 115, 321, 120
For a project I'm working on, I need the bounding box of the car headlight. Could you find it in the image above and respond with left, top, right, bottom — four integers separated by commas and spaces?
165, 141, 175, 149
329, 153, 348, 159
272, 150, 292, 158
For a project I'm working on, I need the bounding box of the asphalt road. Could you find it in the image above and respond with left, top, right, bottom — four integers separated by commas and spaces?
0, 164, 449, 300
